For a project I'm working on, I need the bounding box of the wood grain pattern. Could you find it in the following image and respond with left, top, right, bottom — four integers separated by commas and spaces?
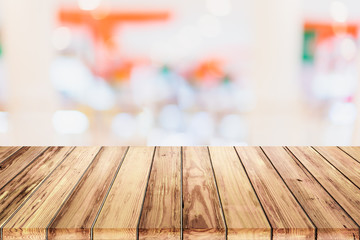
182, 147, 225, 240
0, 147, 48, 189
209, 147, 271, 240
0, 147, 74, 228
93, 147, 155, 240
1, 146, 360, 240
313, 146, 360, 188
263, 147, 359, 240
48, 147, 128, 240
0, 147, 21, 164
2, 147, 101, 239
288, 146, 360, 226
339, 147, 360, 163
235, 147, 315, 240
138, 147, 181, 240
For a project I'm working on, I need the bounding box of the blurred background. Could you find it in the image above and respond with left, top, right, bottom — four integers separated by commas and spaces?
0, 0, 360, 146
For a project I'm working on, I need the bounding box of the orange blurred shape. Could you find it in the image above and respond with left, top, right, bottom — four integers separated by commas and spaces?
57, 8, 170, 79
194, 59, 225, 86
304, 22, 358, 42
59, 8, 171, 43
113, 61, 133, 81
112, 59, 150, 82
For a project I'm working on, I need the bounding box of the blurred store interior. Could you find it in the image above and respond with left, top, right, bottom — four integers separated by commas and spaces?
0, 0, 360, 145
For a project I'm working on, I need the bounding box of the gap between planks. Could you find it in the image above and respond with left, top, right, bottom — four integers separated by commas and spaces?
0, 147, 76, 240
90, 147, 130, 240
207, 147, 228, 238
285, 146, 360, 240
46, 147, 105, 239
260, 147, 318, 238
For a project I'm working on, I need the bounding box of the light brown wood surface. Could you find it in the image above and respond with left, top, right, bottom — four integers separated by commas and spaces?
0, 147, 21, 164
93, 147, 155, 240
2, 147, 101, 239
288, 146, 360, 226
0, 147, 47, 189
0, 146, 360, 240
209, 147, 271, 240
339, 146, 360, 163
138, 147, 181, 240
263, 146, 359, 239
313, 146, 360, 188
235, 147, 315, 239
48, 147, 128, 240
182, 147, 225, 240
0, 147, 74, 228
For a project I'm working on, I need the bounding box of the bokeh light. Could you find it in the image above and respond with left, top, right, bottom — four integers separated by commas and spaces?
330, 1, 348, 23
53, 110, 89, 134
78, 0, 102, 11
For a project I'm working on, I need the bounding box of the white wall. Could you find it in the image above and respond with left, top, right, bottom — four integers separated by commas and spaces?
0, 0, 58, 144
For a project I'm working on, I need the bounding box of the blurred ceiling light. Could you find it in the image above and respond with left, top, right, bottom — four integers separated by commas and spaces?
52, 27, 72, 51
112, 113, 136, 138
206, 0, 232, 17
330, 0, 348, 23
53, 110, 89, 134
0, 112, 8, 133
197, 14, 222, 38
340, 37, 357, 61
78, 0, 102, 11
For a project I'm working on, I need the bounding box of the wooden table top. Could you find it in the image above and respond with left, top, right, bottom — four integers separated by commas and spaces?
0, 146, 359, 240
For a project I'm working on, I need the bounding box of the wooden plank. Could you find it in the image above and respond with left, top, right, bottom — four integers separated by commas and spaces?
313, 146, 360, 188
263, 147, 359, 240
2, 147, 101, 239
0, 147, 21, 164
338, 147, 360, 164
0, 147, 48, 189
182, 147, 225, 240
138, 147, 181, 240
48, 147, 128, 240
288, 146, 360, 226
235, 147, 315, 240
209, 147, 270, 240
0, 147, 74, 228
93, 147, 155, 240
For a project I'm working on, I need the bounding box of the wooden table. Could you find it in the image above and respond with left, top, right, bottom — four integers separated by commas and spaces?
0, 147, 359, 240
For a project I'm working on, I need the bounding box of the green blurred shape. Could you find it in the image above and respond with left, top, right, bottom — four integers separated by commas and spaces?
302, 30, 316, 64
222, 75, 231, 85
160, 65, 170, 75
